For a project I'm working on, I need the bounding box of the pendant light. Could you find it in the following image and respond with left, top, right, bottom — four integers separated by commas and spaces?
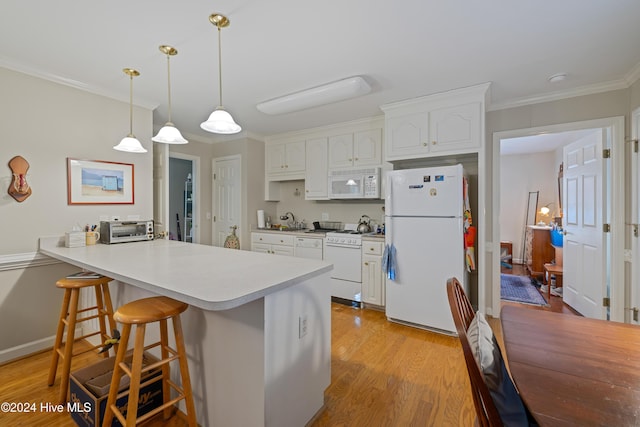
152, 45, 188, 144
114, 68, 147, 153
200, 13, 241, 134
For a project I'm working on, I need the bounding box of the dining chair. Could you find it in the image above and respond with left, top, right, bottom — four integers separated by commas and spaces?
446, 277, 503, 427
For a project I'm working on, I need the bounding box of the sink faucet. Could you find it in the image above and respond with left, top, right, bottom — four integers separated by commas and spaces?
280, 212, 295, 227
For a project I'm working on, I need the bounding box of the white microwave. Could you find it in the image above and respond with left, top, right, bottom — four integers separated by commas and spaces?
328, 167, 380, 199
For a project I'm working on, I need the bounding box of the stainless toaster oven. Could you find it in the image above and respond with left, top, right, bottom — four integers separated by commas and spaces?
99, 220, 154, 244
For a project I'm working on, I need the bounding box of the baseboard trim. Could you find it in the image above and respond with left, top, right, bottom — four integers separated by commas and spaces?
0, 327, 82, 365
0, 252, 61, 272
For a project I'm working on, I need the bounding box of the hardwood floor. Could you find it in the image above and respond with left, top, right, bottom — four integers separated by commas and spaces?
310, 304, 476, 426
1, 272, 575, 426
0, 341, 191, 426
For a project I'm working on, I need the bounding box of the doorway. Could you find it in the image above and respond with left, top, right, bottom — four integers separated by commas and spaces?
169, 153, 199, 243
492, 117, 625, 320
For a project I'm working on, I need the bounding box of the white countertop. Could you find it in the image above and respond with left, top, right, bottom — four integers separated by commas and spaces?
39, 237, 332, 311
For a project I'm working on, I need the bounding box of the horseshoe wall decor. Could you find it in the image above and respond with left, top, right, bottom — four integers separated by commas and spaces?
8, 155, 32, 202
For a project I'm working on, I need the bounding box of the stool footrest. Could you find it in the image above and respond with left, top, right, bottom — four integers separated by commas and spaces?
118, 353, 180, 378
62, 312, 103, 326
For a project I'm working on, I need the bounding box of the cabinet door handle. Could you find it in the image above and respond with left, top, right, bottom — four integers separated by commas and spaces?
432, 141, 437, 145
355, 157, 358, 161
423, 142, 428, 146
364, 262, 369, 266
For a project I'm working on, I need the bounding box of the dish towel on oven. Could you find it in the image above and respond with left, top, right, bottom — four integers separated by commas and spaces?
383, 243, 397, 281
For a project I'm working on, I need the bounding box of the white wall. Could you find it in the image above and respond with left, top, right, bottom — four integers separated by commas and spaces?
0, 67, 153, 362
500, 151, 556, 263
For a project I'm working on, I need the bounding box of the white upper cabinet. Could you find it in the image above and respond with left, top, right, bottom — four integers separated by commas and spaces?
382, 83, 489, 162
385, 112, 429, 159
305, 137, 329, 200
328, 128, 382, 169
429, 102, 481, 153
353, 129, 383, 166
266, 141, 306, 178
328, 134, 353, 169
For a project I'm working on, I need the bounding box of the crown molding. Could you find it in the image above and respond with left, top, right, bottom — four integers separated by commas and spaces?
0, 57, 158, 110
488, 78, 631, 112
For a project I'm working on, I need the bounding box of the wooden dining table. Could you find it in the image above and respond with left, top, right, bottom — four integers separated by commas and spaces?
500, 305, 640, 426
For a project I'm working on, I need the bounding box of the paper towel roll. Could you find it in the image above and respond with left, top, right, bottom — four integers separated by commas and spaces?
257, 210, 265, 229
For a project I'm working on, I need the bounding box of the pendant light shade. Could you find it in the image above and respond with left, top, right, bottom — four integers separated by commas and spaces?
200, 13, 241, 134
114, 68, 147, 153
201, 106, 241, 134
152, 45, 188, 144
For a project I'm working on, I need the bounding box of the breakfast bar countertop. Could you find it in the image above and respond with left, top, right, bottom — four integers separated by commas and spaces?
39, 236, 332, 311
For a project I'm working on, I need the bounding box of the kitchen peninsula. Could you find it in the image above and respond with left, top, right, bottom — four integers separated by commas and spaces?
39, 236, 332, 427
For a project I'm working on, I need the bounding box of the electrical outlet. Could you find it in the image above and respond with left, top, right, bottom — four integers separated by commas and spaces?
299, 314, 308, 339
206, 212, 212, 220
321, 213, 329, 221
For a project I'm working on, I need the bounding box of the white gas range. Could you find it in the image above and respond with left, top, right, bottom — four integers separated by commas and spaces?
324, 230, 364, 305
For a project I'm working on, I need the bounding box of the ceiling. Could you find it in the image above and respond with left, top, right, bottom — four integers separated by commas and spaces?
2, 1, 640, 142
500, 129, 599, 156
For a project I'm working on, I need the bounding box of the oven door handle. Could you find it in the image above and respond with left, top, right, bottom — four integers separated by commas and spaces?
324, 243, 361, 249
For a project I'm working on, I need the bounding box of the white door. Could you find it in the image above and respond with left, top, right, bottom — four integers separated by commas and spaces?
212, 155, 241, 247
153, 143, 169, 238
632, 107, 640, 324
562, 131, 606, 319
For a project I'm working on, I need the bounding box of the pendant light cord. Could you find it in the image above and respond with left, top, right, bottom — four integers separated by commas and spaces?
166, 54, 173, 123
218, 25, 223, 107
129, 74, 134, 136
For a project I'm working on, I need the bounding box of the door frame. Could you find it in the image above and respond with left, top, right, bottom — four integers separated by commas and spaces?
491, 116, 625, 320
631, 107, 640, 324
169, 152, 200, 243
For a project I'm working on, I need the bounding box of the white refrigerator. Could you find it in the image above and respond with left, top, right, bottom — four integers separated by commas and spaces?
385, 164, 469, 335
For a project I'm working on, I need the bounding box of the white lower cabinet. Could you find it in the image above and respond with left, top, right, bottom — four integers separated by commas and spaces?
361, 240, 385, 306
251, 233, 295, 256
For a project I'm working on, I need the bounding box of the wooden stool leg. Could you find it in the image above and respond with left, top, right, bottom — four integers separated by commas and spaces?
159, 319, 172, 420
101, 282, 119, 355
103, 323, 131, 427
57, 288, 80, 404
94, 285, 110, 359
48, 288, 72, 386
126, 324, 146, 426
172, 315, 197, 427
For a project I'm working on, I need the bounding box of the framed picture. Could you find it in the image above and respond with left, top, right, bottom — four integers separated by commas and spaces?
67, 158, 134, 205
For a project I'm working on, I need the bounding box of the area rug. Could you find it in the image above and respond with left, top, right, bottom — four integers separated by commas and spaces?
500, 274, 547, 306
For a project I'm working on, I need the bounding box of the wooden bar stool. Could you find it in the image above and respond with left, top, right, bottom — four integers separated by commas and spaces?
102, 296, 197, 427
48, 275, 117, 404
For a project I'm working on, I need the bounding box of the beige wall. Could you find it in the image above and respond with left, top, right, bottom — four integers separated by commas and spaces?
500, 151, 556, 263
0, 67, 154, 361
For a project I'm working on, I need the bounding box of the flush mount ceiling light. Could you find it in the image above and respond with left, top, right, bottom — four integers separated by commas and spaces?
548, 72, 568, 83
114, 68, 147, 153
200, 13, 241, 135
256, 76, 372, 115
152, 45, 188, 144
